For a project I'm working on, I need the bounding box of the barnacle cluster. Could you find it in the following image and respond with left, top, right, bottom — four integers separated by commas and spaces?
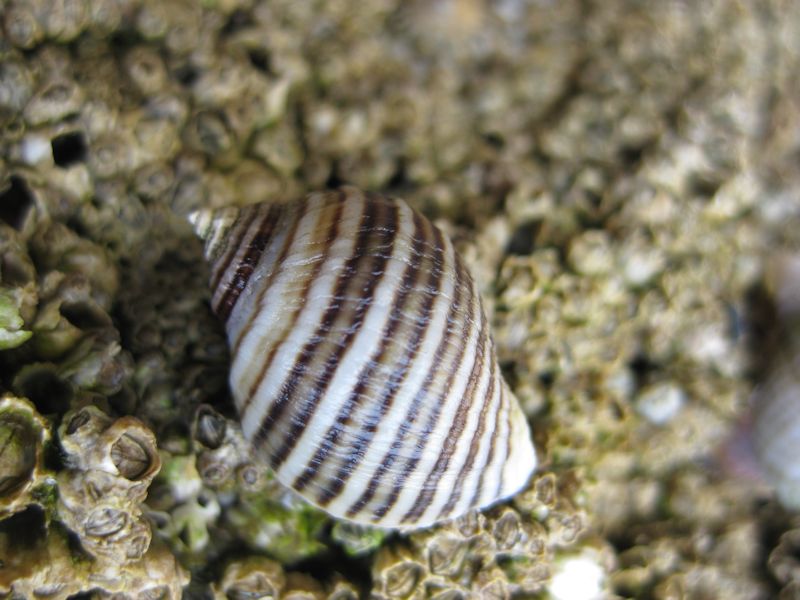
369, 474, 593, 599
2, 0, 800, 597
56, 405, 160, 563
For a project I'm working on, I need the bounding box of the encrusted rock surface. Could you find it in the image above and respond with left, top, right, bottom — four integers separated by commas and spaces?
1, 0, 800, 598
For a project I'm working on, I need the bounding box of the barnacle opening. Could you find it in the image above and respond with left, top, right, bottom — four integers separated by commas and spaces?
59, 299, 113, 331
384, 561, 424, 597
0, 176, 35, 232
110, 432, 156, 481
12, 364, 73, 416
194, 404, 226, 450
84, 506, 128, 538
65, 408, 92, 435
51, 131, 87, 167
0, 504, 47, 548
125, 534, 151, 560
0, 240, 35, 287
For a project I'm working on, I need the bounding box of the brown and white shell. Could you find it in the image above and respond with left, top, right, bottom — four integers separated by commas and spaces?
190, 187, 537, 529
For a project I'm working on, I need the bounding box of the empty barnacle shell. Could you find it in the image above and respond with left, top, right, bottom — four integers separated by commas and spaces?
190, 187, 537, 529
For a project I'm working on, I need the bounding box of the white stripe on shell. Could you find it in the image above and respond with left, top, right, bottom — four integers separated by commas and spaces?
276, 198, 416, 484
481, 381, 512, 507
211, 206, 266, 312
417, 321, 495, 525
500, 388, 537, 499
236, 194, 365, 440
322, 223, 459, 520
451, 348, 503, 518
379, 241, 483, 526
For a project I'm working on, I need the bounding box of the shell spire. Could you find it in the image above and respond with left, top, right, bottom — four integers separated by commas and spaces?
196, 188, 537, 529
190, 202, 286, 323
189, 206, 242, 262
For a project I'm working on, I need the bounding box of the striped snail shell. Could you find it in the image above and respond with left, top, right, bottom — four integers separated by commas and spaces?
189, 187, 537, 529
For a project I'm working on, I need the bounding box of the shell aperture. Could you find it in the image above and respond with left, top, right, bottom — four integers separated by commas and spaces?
190, 188, 537, 529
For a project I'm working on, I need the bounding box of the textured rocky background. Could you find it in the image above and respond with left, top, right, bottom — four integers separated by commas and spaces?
1, 0, 799, 598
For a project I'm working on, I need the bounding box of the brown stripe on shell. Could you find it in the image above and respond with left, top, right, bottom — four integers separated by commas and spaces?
230, 199, 311, 355
342, 224, 459, 520
437, 334, 498, 520
292, 203, 424, 494
494, 384, 514, 500
367, 251, 475, 522
237, 194, 346, 417
254, 198, 400, 469
400, 271, 490, 524
309, 209, 445, 504
214, 204, 283, 322
469, 364, 506, 509
209, 205, 260, 299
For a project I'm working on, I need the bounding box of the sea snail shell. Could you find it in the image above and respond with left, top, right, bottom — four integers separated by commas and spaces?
190, 187, 537, 529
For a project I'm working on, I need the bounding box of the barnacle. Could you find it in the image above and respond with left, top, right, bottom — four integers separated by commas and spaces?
0, 399, 185, 598
56, 405, 160, 562
0, 395, 52, 519
367, 474, 584, 598
0, 518, 187, 599
193, 404, 257, 490
23, 79, 85, 127
372, 546, 426, 599
29, 221, 119, 308
0, 223, 37, 320
0, 287, 32, 349
213, 556, 286, 600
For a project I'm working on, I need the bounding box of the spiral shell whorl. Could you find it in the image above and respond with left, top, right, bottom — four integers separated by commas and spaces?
193, 188, 536, 528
